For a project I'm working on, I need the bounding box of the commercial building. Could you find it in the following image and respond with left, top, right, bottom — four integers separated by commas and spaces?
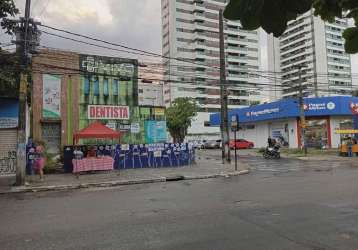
32, 49, 166, 153
268, 10, 352, 100
138, 65, 170, 107
161, 0, 261, 139
210, 96, 358, 149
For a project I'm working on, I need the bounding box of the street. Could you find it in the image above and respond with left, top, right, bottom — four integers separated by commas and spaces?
1, 152, 358, 249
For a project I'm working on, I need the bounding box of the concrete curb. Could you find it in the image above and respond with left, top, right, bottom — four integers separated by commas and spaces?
0, 170, 250, 195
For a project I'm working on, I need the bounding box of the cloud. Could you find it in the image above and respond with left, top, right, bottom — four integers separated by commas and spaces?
2, 1, 357, 79
38, 0, 113, 26
1, 0, 161, 61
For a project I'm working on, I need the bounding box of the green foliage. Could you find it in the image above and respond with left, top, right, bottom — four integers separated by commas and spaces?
0, 51, 19, 98
224, 0, 312, 37
165, 98, 198, 143
0, 0, 18, 35
224, 0, 358, 53
0, 1, 19, 97
343, 27, 358, 53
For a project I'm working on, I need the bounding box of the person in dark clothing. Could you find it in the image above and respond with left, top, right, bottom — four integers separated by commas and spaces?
268, 137, 273, 147
347, 138, 353, 157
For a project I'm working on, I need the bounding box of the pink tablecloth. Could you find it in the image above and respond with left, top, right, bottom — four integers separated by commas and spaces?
72, 156, 114, 173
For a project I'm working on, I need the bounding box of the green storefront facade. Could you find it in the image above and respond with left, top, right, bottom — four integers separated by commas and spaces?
77, 54, 166, 144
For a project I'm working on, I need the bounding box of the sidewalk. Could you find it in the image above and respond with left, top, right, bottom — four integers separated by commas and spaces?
0, 159, 249, 194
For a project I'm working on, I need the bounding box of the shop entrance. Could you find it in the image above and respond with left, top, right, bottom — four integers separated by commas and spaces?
304, 117, 331, 149
269, 122, 289, 147
42, 123, 61, 154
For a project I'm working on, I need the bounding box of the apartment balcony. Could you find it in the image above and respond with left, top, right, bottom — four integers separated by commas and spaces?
280, 32, 310, 47
226, 46, 248, 52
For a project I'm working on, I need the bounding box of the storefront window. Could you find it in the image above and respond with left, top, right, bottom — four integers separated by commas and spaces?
305, 119, 328, 149
112, 79, 118, 96
84, 77, 90, 95
340, 119, 353, 130
93, 78, 99, 96
339, 119, 353, 142
103, 78, 109, 96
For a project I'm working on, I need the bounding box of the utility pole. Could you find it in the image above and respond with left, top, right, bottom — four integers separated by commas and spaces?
297, 65, 307, 156
219, 10, 231, 163
15, 0, 32, 186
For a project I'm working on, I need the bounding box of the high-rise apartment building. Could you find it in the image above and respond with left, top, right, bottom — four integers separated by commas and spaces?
268, 10, 352, 100
161, 0, 261, 139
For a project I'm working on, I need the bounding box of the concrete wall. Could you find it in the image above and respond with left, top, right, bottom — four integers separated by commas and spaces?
230, 121, 269, 149
330, 116, 352, 148
287, 119, 299, 148
187, 112, 220, 140
229, 119, 298, 149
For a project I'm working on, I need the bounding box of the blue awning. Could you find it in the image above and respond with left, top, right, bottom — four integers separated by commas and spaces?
0, 98, 19, 129
210, 96, 358, 126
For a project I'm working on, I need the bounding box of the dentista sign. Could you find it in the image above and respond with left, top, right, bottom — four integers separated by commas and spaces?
88, 105, 130, 120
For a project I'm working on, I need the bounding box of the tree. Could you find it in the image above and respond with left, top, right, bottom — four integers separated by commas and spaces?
0, 0, 18, 35
224, 0, 358, 53
166, 98, 198, 143
0, 50, 19, 98
0, 0, 19, 97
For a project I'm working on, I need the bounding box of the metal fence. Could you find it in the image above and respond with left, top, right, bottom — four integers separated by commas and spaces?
0, 151, 16, 175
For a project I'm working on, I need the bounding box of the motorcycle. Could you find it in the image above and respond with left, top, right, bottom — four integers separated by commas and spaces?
263, 144, 281, 159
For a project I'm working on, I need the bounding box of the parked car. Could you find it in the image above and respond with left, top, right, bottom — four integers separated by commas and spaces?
189, 140, 205, 149
204, 140, 222, 149
229, 139, 254, 149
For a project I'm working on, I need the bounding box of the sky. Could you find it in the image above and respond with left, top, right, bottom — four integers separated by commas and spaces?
1, 0, 357, 75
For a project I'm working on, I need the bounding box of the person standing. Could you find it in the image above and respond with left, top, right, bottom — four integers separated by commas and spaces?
347, 138, 353, 157
26, 138, 36, 175
34, 145, 46, 180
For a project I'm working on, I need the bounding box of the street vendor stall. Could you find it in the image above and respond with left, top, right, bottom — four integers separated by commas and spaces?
72, 121, 120, 174
73, 121, 121, 144
336, 129, 358, 156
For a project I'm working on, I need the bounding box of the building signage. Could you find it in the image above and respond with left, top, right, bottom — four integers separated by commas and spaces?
335, 129, 358, 134
88, 105, 130, 120
131, 123, 140, 134
0, 99, 18, 128
118, 124, 131, 131
42, 74, 61, 119
350, 103, 358, 115
144, 121, 167, 143
304, 101, 336, 111
231, 114, 239, 131
80, 55, 135, 77
106, 122, 116, 130
154, 108, 165, 116
0, 118, 18, 129
211, 97, 358, 126
246, 108, 280, 117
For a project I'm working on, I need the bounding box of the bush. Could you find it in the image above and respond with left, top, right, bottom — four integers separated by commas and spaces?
43, 152, 58, 174
257, 147, 265, 153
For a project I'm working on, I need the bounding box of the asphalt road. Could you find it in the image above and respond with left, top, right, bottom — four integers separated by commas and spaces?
1, 156, 358, 249
196, 149, 352, 173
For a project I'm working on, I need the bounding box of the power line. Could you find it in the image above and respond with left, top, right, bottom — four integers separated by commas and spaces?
39, 24, 222, 70
38, 32, 358, 81
40, 30, 165, 59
